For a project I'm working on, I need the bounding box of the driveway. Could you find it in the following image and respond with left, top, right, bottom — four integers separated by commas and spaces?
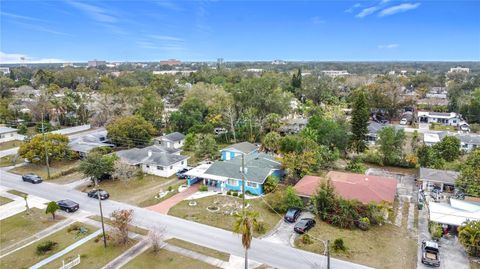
147, 184, 200, 214
262, 212, 314, 247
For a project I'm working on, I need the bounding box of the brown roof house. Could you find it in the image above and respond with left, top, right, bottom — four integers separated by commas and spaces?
294, 171, 398, 204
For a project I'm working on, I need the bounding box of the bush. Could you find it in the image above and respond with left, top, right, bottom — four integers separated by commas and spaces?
346, 158, 367, 174
232, 192, 238, 197
255, 221, 267, 234
332, 238, 347, 252
226, 190, 232, 195
245, 190, 255, 196
168, 186, 173, 192
361, 149, 383, 166
429, 222, 443, 240
263, 175, 279, 193
67, 224, 81, 233
357, 217, 370, 231
301, 234, 313, 245
199, 185, 208, 192
239, 193, 244, 198
36, 240, 58, 255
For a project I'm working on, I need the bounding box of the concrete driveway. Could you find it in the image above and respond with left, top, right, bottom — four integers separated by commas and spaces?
262, 212, 315, 247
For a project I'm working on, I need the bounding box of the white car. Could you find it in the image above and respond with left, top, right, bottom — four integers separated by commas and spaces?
400, 118, 408, 125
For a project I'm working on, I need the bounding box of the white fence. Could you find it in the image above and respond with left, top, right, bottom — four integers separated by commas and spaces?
59, 255, 81, 269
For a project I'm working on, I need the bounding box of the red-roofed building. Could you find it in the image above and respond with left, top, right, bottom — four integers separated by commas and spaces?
294, 171, 398, 204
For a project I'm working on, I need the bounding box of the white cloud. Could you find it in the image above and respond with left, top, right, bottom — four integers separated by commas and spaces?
379, 3, 420, 17
154, 0, 183, 11
67, 1, 117, 23
356, 6, 380, 18
149, 35, 184, 42
311, 16, 325, 25
345, 3, 361, 13
0, 51, 66, 64
0, 11, 47, 22
378, 44, 399, 49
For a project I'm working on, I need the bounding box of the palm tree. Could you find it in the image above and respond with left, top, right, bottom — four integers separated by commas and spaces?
233, 210, 259, 269
458, 220, 480, 257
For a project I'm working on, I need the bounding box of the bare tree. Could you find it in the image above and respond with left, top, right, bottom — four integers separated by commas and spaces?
23, 194, 30, 214
148, 226, 166, 254
110, 209, 134, 245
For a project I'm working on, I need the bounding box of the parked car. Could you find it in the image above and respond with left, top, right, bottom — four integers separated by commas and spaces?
87, 189, 110, 200
284, 208, 302, 223
400, 118, 408, 125
421, 240, 440, 267
22, 173, 43, 184
176, 168, 191, 179
294, 218, 316, 234
57, 199, 79, 213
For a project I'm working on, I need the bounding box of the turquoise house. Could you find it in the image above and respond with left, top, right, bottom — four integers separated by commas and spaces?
185, 152, 283, 195
220, 142, 258, 161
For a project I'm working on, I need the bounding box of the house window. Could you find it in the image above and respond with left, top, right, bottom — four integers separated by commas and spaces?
228, 179, 237, 186
157, 166, 163, 170
247, 182, 257, 188
146, 165, 150, 168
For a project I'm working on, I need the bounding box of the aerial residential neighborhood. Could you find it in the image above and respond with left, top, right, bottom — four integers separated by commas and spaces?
0, 1, 479, 269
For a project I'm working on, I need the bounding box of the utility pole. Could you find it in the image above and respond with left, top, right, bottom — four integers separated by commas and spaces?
41, 112, 51, 180
241, 153, 247, 269
327, 240, 330, 269
94, 178, 107, 248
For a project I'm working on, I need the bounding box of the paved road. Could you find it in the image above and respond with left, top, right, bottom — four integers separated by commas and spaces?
0, 170, 370, 269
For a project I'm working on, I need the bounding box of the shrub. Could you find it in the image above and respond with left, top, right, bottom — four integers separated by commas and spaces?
239, 193, 244, 198
36, 240, 58, 255
67, 224, 81, 233
263, 175, 279, 193
232, 192, 238, 197
255, 221, 267, 234
361, 148, 383, 166
429, 222, 443, 240
357, 217, 370, 231
301, 234, 313, 245
199, 185, 208, 192
346, 158, 367, 174
332, 238, 347, 252
168, 186, 173, 192
245, 190, 256, 196
226, 190, 232, 195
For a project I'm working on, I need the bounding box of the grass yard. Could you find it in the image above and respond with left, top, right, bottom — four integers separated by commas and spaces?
0, 155, 23, 167
0, 222, 95, 269
0, 208, 65, 252
0, 196, 13, 206
10, 160, 80, 180
51, 171, 84, 184
87, 215, 149, 236
42, 238, 136, 269
166, 238, 230, 262
168, 194, 281, 237
0, 140, 22, 151
78, 175, 180, 207
6, 189, 27, 197
294, 219, 417, 269
123, 247, 221, 269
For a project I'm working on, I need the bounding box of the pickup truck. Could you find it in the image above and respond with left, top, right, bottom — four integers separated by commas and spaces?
421, 240, 440, 267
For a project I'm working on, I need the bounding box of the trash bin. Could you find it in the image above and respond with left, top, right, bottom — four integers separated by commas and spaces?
418, 203, 423, 210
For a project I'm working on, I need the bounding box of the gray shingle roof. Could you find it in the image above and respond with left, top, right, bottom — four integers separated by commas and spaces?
222, 142, 258, 155
438, 132, 480, 145
419, 167, 459, 184
68, 130, 113, 154
116, 145, 187, 166
161, 132, 185, 142
204, 153, 281, 184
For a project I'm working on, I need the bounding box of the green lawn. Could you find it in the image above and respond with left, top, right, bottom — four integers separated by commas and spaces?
166, 238, 230, 262
294, 219, 417, 269
6, 189, 27, 197
168, 195, 281, 237
0, 208, 65, 252
0, 155, 23, 168
42, 239, 136, 269
79, 175, 180, 207
0, 140, 22, 151
0, 222, 95, 269
123, 247, 221, 269
0, 196, 13, 206
87, 215, 149, 236
10, 160, 80, 180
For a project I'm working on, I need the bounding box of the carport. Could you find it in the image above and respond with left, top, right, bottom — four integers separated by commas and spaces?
184, 163, 212, 187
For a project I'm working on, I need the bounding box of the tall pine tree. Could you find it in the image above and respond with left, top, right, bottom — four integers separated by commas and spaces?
351, 90, 370, 153
291, 68, 302, 91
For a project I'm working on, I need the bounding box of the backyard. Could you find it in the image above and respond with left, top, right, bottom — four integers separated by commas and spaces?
168, 194, 281, 237
122, 248, 220, 269
0, 208, 65, 252
294, 219, 417, 269
0, 222, 95, 269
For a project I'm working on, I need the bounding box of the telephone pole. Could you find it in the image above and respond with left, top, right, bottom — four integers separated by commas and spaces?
41, 113, 51, 180
94, 178, 107, 248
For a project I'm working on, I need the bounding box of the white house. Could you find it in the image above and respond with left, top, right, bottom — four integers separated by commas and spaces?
154, 132, 185, 149
423, 131, 480, 152
417, 111, 462, 126
321, 70, 349, 78
116, 145, 188, 177
0, 127, 18, 143
448, 67, 470, 74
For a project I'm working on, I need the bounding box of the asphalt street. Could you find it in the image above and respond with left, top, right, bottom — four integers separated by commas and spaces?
0, 170, 371, 269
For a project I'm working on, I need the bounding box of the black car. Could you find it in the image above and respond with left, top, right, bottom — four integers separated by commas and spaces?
87, 189, 110, 200
294, 218, 316, 234
57, 199, 79, 213
284, 208, 301, 223
22, 173, 43, 184
176, 168, 191, 179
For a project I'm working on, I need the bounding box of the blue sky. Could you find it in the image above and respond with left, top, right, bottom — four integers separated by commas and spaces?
1, 0, 479, 62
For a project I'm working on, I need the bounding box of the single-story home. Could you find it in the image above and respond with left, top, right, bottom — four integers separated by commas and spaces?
116, 145, 188, 177
68, 129, 114, 157
366, 122, 404, 144
184, 152, 282, 195
418, 167, 459, 192
294, 171, 398, 204
154, 132, 185, 149
0, 126, 18, 143
220, 141, 258, 161
423, 131, 480, 152
429, 199, 480, 227
417, 111, 462, 126
278, 117, 308, 135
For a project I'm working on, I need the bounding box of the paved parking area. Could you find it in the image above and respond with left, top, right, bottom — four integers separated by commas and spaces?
262, 212, 314, 247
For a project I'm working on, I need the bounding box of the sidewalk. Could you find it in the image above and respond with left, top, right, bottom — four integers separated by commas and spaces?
101, 239, 150, 269
147, 184, 200, 214
0, 187, 50, 219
